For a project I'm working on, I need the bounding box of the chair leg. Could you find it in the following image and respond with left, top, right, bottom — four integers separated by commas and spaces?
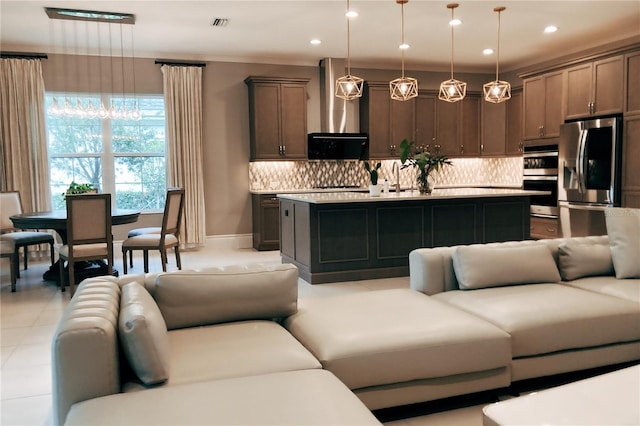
143, 251, 149, 273
160, 249, 168, 272
14, 247, 20, 279
49, 242, 55, 267
23, 245, 28, 271
59, 259, 65, 293
129, 250, 133, 268
69, 260, 76, 297
174, 247, 182, 270
9, 254, 16, 292
122, 248, 128, 274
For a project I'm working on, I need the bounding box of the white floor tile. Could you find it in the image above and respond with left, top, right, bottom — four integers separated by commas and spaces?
1, 328, 28, 347
2, 342, 51, 369
1, 394, 54, 426
0, 364, 51, 399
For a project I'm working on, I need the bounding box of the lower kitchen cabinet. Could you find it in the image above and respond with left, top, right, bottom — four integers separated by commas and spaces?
530, 216, 559, 239
252, 194, 280, 251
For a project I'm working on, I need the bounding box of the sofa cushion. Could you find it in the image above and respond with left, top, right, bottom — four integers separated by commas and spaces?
564, 276, 640, 303
433, 284, 640, 358
557, 241, 614, 281
152, 264, 298, 330
605, 207, 640, 279
452, 245, 561, 289
66, 370, 382, 426
152, 320, 321, 386
119, 282, 170, 386
285, 289, 511, 391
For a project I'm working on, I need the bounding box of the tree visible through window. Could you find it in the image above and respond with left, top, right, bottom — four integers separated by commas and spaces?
46, 94, 166, 211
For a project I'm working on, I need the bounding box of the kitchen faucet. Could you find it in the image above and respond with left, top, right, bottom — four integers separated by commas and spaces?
392, 161, 400, 192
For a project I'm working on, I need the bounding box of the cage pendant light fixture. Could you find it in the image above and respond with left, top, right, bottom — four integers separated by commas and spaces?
439, 3, 466, 103
483, 6, 511, 103
389, 0, 418, 101
336, 0, 364, 100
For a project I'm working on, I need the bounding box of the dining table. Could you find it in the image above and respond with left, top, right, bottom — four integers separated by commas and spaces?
10, 208, 140, 283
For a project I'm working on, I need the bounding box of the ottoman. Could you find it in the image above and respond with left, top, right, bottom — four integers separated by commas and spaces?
285, 289, 512, 410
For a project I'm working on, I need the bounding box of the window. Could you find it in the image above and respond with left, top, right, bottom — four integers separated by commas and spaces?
45, 94, 166, 211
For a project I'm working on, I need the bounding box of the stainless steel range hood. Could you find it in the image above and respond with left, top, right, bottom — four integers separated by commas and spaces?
319, 58, 359, 133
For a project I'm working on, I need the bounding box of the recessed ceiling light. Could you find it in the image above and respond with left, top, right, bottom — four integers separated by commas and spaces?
449, 18, 462, 26
310, 39, 321, 45
399, 43, 410, 50
346, 10, 358, 18
483, 48, 494, 55
544, 25, 558, 33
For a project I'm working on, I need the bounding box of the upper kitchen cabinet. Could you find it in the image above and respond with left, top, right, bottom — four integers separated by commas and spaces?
245, 76, 310, 160
565, 55, 624, 120
415, 93, 437, 153
435, 94, 480, 157
625, 50, 640, 114
523, 71, 563, 144
506, 88, 524, 155
481, 99, 507, 156
360, 82, 415, 158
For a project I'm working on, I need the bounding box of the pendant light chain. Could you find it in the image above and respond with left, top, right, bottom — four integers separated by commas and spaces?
335, 0, 364, 100
450, 6, 454, 79
495, 7, 501, 81
400, 1, 406, 78
482, 6, 510, 103
346, 0, 351, 74
439, 3, 466, 102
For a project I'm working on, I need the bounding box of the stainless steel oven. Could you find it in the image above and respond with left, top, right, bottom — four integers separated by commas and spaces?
523, 144, 558, 218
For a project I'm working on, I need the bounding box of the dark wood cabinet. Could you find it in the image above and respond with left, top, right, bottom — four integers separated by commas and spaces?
245, 76, 309, 160
506, 89, 524, 155
252, 194, 280, 251
481, 99, 507, 156
415, 93, 437, 152
625, 50, 640, 114
523, 71, 563, 144
435, 94, 480, 157
565, 55, 624, 120
622, 114, 640, 208
530, 216, 559, 239
360, 83, 393, 158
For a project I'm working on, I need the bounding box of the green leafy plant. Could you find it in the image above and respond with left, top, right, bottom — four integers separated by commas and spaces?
63, 181, 96, 198
363, 161, 382, 185
399, 139, 452, 193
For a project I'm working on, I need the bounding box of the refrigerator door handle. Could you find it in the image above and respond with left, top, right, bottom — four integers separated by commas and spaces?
562, 202, 612, 212
576, 129, 588, 194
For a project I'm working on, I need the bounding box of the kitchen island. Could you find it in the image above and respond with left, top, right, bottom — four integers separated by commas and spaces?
278, 188, 539, 284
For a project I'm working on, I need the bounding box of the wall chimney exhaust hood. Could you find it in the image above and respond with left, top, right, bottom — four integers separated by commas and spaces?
319, 58, 359, 134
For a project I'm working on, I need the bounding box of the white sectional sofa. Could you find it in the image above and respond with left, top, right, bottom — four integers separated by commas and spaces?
52, 264, 381, 426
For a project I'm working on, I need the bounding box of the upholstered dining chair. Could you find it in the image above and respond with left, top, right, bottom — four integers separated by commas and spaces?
125, 187, 181, 268
1, 191, 55, 279
58, 193, 113, 296
122, 187, 184, 274
0, 236, 17, 292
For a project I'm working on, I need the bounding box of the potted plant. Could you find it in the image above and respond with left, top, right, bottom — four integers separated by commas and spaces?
399, 139, 452, 194
63, 181, 97, 198
363, 161, 382, 196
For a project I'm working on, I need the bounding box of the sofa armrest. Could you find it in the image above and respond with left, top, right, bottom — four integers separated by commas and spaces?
151, 263, 299, 330
52, 279, 121, 426
409, 247, 458, 295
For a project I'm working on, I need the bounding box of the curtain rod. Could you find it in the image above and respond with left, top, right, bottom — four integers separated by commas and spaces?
155, 59, 206, 67
1, 52, 48, 59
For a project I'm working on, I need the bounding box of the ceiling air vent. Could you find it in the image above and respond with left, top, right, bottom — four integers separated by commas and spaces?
211, 18, 229, 27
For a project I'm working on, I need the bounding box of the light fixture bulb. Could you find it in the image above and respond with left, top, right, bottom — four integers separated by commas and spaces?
336, 75, 364, 100
439, 3, 466, 103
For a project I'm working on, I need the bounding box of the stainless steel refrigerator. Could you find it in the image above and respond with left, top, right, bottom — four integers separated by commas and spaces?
558, 116, 623, 237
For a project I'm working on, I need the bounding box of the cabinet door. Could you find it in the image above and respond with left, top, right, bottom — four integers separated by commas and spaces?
543, 72, 563, 138
622, 115, 640, 194
280, 200, 295, 258
626, 51, 640, 114
366, 86, 392, 158
565, 63, 593, 120
436, 100, 459, 156
523, 76, 545, 140
261, 197, 281, 248
252, 84, 282, 159
481, 99, 506, 156
506, 89, 523, 155
391, 98, 416, 156
415, 94, 436, 152
593, 56, 623, 116
460, 96, 480, 157
280, 84, 307, 159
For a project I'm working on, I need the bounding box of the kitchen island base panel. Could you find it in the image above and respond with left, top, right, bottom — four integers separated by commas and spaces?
279, 192, 531, 284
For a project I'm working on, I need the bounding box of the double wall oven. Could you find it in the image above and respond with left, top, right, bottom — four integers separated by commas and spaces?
523, 144, 559, 219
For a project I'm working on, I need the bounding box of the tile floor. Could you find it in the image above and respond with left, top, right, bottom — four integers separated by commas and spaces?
0, 242, 488, 426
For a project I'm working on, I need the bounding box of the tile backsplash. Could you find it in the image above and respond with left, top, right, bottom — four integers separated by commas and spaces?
250, 157, 523, 191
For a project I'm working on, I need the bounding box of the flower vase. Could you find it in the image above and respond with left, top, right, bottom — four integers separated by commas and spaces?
417, 171, 434, 194
369, 184, 381, 197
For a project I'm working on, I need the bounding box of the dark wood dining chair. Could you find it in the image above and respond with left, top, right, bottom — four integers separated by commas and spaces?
0, 191, 55, 280
122, 188, 184, 274
58, 193, 113, 296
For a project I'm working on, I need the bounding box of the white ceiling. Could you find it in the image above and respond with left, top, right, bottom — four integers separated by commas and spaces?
2, 1, 640, 73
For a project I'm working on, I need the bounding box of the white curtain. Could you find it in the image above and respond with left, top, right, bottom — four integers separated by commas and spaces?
0, 58, 51, 212
162, 65, 206, 249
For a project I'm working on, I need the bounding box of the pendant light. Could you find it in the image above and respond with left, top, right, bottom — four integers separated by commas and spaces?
389, 0, 418, 101
483, 6, 511, 103
335, 0, 364, 100
438, 3, 466, 103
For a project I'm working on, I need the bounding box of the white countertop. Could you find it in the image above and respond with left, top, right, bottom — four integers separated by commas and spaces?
277, 188, 545, 204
